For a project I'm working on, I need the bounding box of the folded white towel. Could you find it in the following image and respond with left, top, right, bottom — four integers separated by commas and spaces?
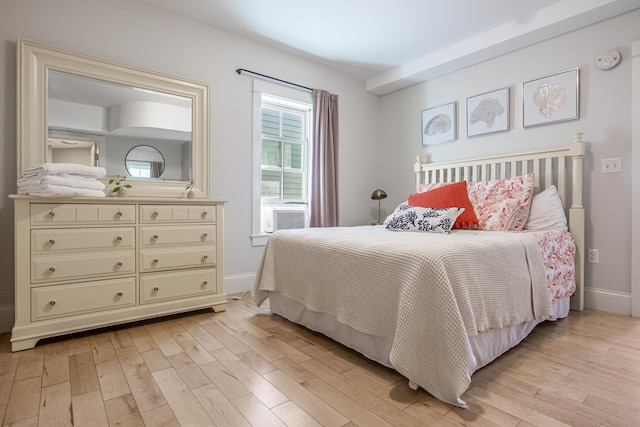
22, 163, 107, 179
18, 175, 106, 191
18, 184, 106, 198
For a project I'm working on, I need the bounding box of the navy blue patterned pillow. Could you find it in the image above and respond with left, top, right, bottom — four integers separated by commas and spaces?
385, 207, 464, 234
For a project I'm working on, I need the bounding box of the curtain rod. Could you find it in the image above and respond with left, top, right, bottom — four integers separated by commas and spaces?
235, 68, 313, 92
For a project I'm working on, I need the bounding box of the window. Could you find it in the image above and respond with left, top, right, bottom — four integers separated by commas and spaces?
251, 81, 312, 245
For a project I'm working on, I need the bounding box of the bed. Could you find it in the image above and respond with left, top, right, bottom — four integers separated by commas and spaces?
252, 131, 585, 407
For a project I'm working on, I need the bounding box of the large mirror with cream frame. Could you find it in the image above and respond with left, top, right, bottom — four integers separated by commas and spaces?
17, 38, 210, 198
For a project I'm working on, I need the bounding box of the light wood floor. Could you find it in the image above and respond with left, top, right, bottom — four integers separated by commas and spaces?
1, 296, 639, 426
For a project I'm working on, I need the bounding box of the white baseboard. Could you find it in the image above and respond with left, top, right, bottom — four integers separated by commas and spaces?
223, 273, 256, 296
584, 287, 631, 316
0, 305, 14, 334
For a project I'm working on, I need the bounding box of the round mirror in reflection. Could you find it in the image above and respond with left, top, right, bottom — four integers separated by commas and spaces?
125, 145, 165, 178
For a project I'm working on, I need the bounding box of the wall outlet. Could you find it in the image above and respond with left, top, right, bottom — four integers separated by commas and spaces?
587, 248, 599, 264
602, 158, 621, 173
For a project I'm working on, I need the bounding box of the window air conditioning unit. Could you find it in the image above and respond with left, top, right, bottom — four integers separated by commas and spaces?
272, 209, 306, 232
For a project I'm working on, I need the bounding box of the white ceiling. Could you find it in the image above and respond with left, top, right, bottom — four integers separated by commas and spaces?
143, 0, 640, 95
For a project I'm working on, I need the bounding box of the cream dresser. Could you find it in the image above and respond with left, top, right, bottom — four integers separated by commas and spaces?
10, 195, 226, 351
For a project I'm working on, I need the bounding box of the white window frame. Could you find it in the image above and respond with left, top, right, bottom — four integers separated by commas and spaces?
251, 80, 312, 246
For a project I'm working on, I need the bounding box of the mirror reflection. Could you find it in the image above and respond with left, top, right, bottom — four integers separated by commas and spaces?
47, 70, 192, 181
125, 145, 165, 178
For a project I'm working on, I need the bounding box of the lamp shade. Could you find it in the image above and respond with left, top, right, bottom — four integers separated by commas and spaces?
371, 189, 387, 200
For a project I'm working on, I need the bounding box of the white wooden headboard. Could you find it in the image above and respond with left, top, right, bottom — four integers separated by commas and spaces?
414, 132, 585, 311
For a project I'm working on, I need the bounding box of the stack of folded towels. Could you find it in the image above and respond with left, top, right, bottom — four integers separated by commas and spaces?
18, 163, 107, 197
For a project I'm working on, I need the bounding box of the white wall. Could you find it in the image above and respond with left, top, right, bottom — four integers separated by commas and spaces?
0, 0, 380, 331
379, 10, 640, 315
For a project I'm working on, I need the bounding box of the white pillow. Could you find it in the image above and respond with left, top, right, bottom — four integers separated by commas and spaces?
524, 185, 567, 231
385, 206, 464, 234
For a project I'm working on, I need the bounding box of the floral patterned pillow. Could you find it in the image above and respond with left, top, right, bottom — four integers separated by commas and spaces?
473, 198, 522, 231
385, 206, 464, 234
467, 174, 535, 231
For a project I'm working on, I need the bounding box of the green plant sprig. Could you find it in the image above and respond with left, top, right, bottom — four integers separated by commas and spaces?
109, 175, 133, 193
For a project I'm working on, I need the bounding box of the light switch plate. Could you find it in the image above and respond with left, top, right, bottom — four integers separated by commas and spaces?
602, 158, 621, 173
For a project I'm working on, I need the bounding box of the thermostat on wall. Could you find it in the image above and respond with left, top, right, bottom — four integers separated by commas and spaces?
596, 50, 621, 70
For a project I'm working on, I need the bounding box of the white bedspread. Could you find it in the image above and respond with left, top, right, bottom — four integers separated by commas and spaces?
253, 226, 552, 406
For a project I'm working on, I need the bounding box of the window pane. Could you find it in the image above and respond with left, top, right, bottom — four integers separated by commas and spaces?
261, 108, 280, 136
282, 111, 303, 140
283, 142, 303, 169
261, 170, 281, 198
261, 139, 281, 167
283, 170, 303, 199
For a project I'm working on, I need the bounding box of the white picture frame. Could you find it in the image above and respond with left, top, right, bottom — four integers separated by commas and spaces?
421, 102, 457, 146
466, 87, 509, 137
523, 68, 579, 128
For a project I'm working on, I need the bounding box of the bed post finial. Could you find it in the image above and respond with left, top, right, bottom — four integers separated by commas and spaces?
572, 131, 583, 144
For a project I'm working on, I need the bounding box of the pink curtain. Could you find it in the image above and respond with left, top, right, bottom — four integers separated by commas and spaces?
310, 89, 339, 227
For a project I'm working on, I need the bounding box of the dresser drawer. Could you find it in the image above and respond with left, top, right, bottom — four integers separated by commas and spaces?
140, 269, 215, 304
32, 251, 135, 282
31, 277, 136, 321
140, 205, 216, 223
32, 227, 135, 254
140, 225, 215, 247
139, 245, 215, 272
31, 204, 135, 225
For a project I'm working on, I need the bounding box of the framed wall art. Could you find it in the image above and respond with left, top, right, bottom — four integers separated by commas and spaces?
421, 102, 456, 145
523, 68, 579, 128
466, 87, 509, 137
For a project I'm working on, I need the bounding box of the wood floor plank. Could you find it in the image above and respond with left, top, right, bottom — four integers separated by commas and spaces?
212, 348, 289, 408
38, 381, 72, 427
139, 404, 180, 427
14, 351, 44, 382
96, 358, 131, 401
191, 383, 251, 427
3, 376, 42, 425
122, 362, 167, 413
104, 394, 145, 426
230, 393, 286, 427
151, 367, 214, 426
42, 349, 70, 388
145, 324, 184, 358
263, 369, 349, 426
71, 390, 109, 427
68, 351, 100, 397
167, 352, 212, 389
270, 400, 323, 427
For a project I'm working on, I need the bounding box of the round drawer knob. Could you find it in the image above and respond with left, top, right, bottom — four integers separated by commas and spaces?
203, 255, 208, 260
48, 238, 56, 245
116, 235, 123, 241
153, 286, 159, 292
153, 259, 159, 264
116, 211, 123, 217
49, 300, 56, 306
48, 211, 56, 217
202, 211, 208, 217
117, 291, 123, 297
153, 234, 159, 240
152, 211, 159, 217
116, 261, 123, 267
202, 233, 208, 238
203, 280, 208, 285
48, 266, 56, 273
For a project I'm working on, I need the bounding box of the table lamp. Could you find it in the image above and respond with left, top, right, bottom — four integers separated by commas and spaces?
371, 189, 387, 225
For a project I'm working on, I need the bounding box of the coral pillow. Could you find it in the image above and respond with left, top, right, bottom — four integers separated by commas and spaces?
408, 181, 478, 229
